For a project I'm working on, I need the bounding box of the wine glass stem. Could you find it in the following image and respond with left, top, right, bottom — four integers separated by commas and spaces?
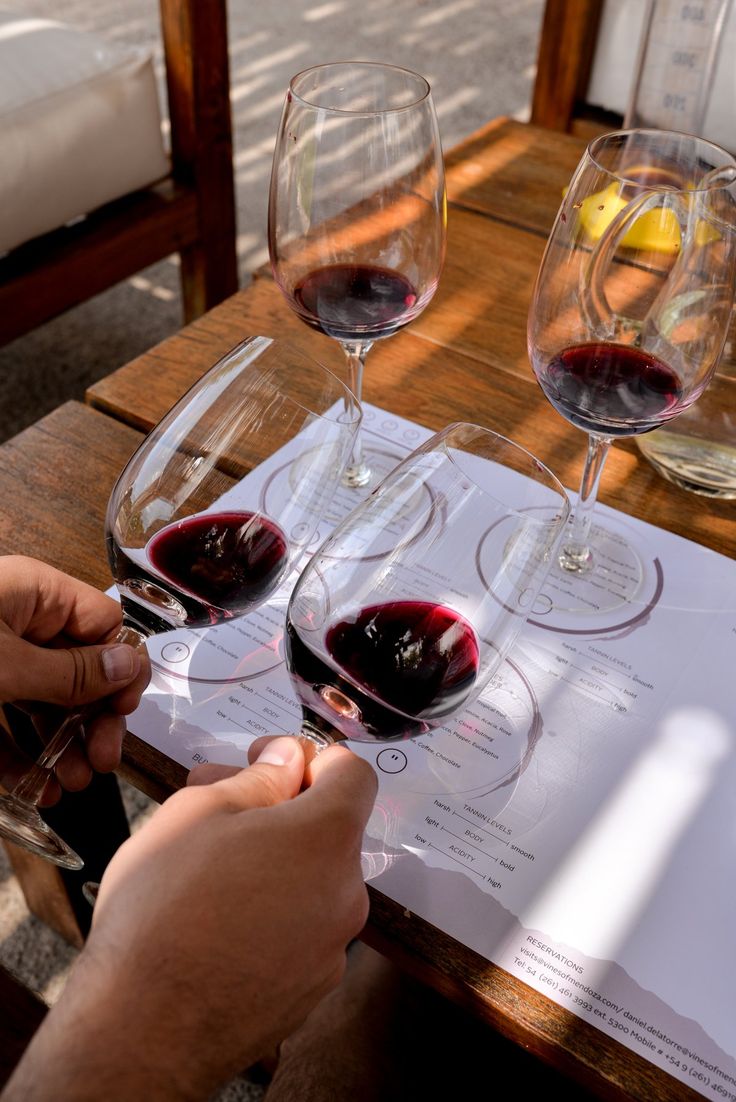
341, 340, 373, 488
10, 622, 148, 808
295, 722, 349, 764
560, 431, 612, 572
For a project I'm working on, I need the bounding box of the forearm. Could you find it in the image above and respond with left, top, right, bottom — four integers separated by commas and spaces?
2, 951, 238, 1102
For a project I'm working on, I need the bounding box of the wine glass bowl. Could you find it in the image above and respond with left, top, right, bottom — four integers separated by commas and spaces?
268, 61, 446, 488
0, 336, 360, 868
528, 129, 736, 582
107, 336, 360, 638
285, 423, 570, 748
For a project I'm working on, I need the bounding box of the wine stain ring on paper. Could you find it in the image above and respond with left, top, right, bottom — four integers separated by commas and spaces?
259, 447, 443, 564
475, 509, 664, 637
259, 442, 409, 529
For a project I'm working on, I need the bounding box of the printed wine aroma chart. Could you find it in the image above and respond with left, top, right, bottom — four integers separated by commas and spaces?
129, 405, 736, 1099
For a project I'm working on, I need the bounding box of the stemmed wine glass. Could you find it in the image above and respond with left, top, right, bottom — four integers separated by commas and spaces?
528, 129, 736, 605
268, 61, 446, 489
0, 336, 360, 869
284, 423, 570, 749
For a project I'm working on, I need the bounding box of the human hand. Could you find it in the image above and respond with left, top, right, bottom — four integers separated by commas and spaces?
4, 737, 376, 1102
0, 555, 150, 801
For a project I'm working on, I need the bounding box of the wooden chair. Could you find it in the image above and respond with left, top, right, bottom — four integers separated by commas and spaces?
0, 0, 238, 347
530, 0, 611, 136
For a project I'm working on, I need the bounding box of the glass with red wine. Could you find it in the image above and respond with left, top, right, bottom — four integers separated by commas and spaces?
528, 129, 736, 605
0, 336, 360, 869
268, 61, 446, 489
284, 423, 570, 750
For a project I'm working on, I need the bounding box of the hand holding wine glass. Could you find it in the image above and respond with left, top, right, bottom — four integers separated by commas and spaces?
284, 423, 569, 750
269, 61, 446, 489
528, 129, 736, 600
0, 337, 360, 869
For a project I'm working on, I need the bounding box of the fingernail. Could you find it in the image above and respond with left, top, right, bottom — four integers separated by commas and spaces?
255, 737, 300, 767
102, 644, 137, 682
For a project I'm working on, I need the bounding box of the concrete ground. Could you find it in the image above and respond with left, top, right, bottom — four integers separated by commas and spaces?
1, 1, 544, 1097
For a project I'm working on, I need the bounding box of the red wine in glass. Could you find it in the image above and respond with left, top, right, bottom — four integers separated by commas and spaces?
292, 263, 418, 342
0, 335, 361, 872
537, 342, 684, 436
528, 129, 736, 583
286, 600, 480, 743
109, 510, 288, 631
269, 62, 446, 487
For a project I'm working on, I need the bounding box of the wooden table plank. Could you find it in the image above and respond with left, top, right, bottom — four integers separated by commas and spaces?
444, 117, 585, 235
409, 205, 545, 379
0, 403, 142, 589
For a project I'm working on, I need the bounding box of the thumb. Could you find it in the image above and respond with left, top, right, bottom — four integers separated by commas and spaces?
204, 737, 307, 812
0, 632, 142, 707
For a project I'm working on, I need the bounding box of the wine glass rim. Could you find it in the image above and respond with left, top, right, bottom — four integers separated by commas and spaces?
586, 128, 736, 193
234, 336, 362, 427
438, 421, 570, 524
287, 61, 431, 115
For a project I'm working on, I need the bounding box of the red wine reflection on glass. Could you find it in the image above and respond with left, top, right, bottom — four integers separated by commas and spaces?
269, 62, 446, 488
0, 337, 360, 870
528, 129, 736, 596
285, 423, 570, 750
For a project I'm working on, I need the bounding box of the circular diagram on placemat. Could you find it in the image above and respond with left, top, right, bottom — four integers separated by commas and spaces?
147, 596, 288, 685
259, 441, 408, 531
353, 657, 540, 802
476, 509, 663, 637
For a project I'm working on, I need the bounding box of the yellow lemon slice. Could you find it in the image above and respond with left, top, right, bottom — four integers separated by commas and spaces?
576, 184, 682, 254
577, 184, 627, 241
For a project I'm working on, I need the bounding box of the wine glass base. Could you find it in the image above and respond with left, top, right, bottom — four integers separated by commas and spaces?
0, 793, 84, 870
544, 520, 646, 616
342, 459, 372, 489
334, 442, 406, 498
557, 539, 595, 574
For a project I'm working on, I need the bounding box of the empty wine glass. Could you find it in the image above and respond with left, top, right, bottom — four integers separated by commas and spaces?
528, 129, 736, 604
0, 336, 360, 869
268, 61, 446, 489
284, 423, 570, 749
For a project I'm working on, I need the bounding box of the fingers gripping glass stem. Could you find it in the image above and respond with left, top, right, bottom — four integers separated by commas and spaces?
0, 337, 361, 869
0, 623, 147, 871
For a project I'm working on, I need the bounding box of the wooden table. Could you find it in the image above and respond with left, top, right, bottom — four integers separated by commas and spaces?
2, 118, 733, 1100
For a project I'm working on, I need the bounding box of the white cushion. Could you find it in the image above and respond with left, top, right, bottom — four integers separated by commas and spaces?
0, 10, 169, 254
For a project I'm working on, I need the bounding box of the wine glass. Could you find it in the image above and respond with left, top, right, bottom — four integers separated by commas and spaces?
528, 129, 736, 605
268, 61, 446, 489
284, 423, 570, 750
0, 336, 360, 869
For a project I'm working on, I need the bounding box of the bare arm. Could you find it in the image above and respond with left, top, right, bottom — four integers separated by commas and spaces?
2, 738, 377, 1101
